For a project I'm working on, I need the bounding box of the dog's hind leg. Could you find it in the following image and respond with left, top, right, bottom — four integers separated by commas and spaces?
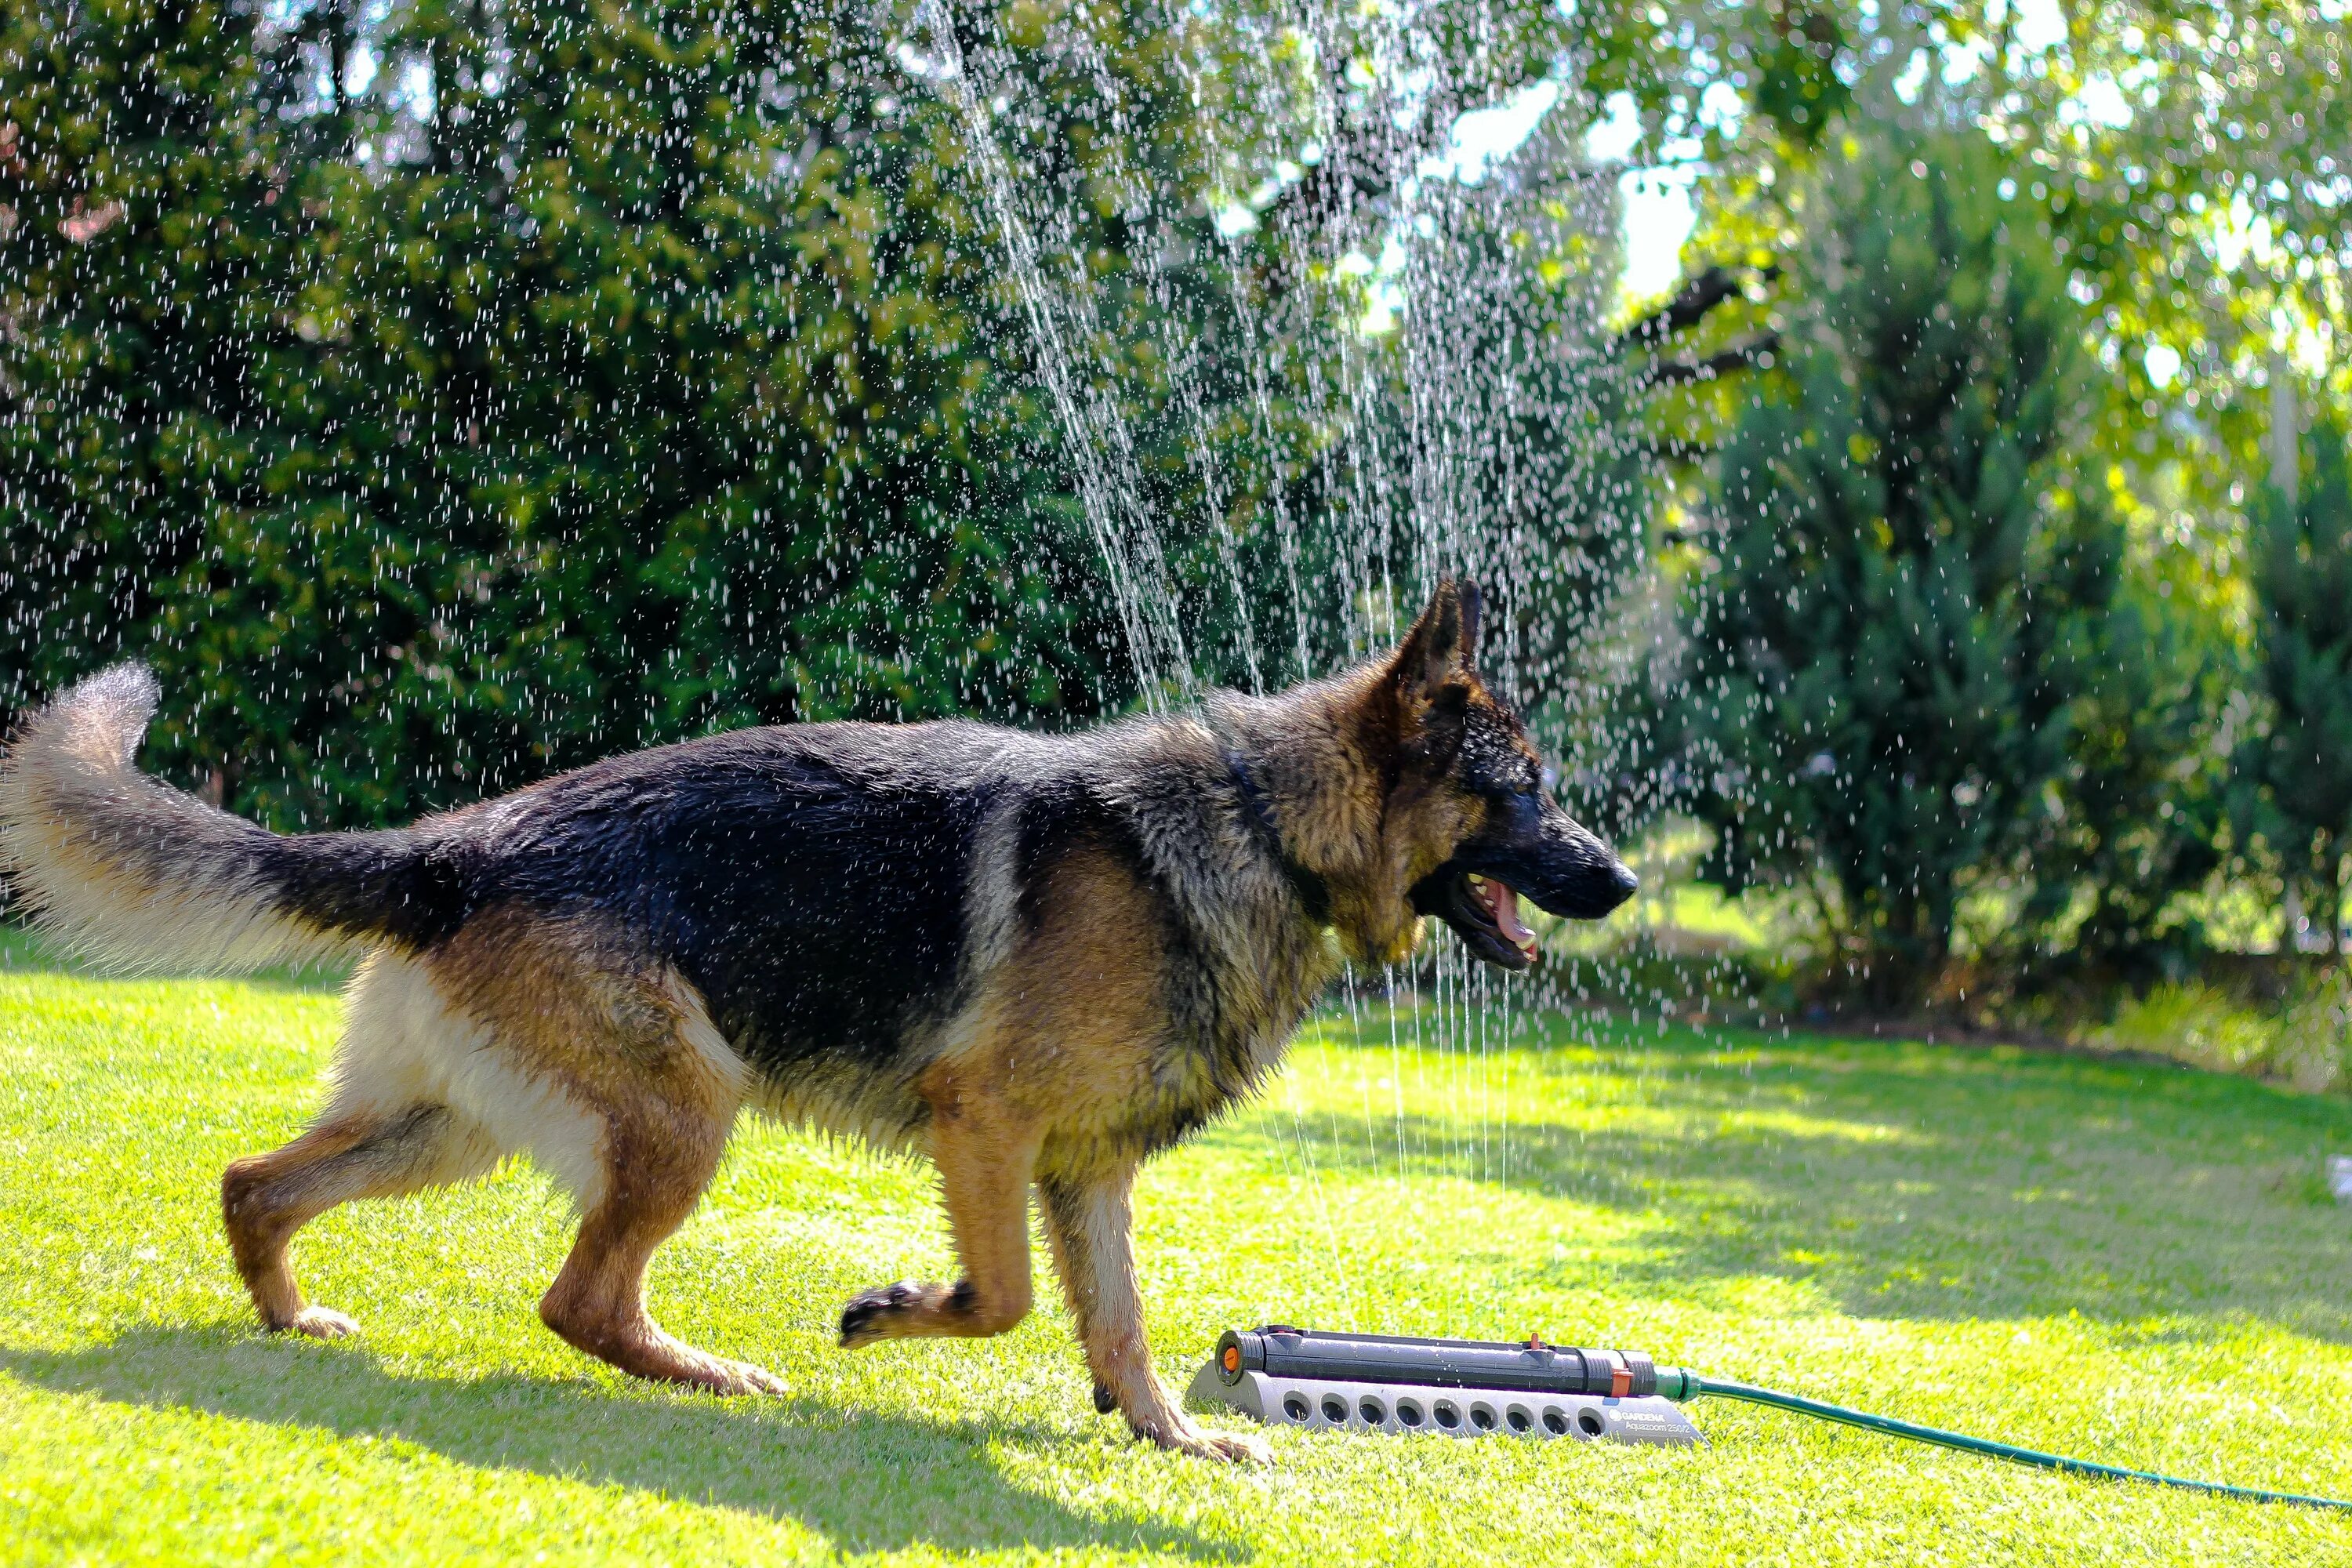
407, 910, 777, 1397
223, 952, 504, 1338
533, 1091, 786, 1397
839, 1073, 1042, 1346
1040, 1164, 1270, 1464
223, 1100, 500, 1338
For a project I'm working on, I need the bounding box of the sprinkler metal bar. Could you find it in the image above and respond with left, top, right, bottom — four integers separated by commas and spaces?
1184, 1364, 1704, 1445
1215, 1326, 1661, 1399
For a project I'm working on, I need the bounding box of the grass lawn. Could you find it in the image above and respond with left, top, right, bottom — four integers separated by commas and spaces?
5, 942, 2352, 1564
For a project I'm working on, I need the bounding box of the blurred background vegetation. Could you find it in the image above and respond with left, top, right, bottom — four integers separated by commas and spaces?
1, 0, 2345, 1073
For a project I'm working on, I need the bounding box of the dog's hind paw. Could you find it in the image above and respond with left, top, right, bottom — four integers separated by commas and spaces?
280, 1305, 360, 1341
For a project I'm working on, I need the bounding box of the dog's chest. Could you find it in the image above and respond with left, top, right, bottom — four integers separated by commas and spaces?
1142, 923, 1333, 1126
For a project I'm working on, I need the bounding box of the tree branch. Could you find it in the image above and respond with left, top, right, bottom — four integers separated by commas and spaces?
1642, 332, 1781, 388
1616, 264, 1777, 350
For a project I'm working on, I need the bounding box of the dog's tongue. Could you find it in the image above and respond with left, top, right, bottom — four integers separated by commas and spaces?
1481, 877, 1537, 955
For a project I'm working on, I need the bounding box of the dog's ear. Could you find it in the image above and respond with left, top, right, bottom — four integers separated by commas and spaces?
1387, 580, 1482, 760
1391, 579, 1481, 707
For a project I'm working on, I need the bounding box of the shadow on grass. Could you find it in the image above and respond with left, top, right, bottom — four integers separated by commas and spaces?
1262, 1027, 2352, 1340
0, 1328, 1239, 1560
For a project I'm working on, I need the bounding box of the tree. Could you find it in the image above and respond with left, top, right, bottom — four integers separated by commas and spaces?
1678, 113, 2147, 1007
0, 0, 310, 800
2241, 421, 2352, 956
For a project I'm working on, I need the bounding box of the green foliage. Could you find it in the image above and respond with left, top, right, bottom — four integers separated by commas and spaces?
2241, 422, 2352, 945
2025, 0, 2350, 463
2, 0, 2327, 1009
2092, 968, 2352, 1092
2029, 567, 2228, 978
0, 0, 1671, 829
1, 0, 1109, 829
1679, 115, 2201, 1004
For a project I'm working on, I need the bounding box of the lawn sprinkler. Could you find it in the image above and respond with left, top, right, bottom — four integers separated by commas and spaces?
1186, 1327, 1702, 1446
1191, 1327, 2352, 1512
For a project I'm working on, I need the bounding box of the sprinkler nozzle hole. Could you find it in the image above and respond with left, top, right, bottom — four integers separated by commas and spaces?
1396, 1399, 1425, 1428
1321, 1394, 1348, 1424
1434, 1400, 1461, 1430
1506, 1406, 1533, 1433
1357, 1396, 1387, 1426
1576, 1410, 1605, 1437
1469, 1403, 1498, 1431
1283, 1393, 1312, 1422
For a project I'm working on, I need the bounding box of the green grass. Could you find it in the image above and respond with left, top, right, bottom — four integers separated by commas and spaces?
6, 946, 2352, 1563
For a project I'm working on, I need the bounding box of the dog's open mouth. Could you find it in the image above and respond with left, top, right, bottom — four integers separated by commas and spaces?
1408, 868, 1541, 969
1464, 873, 1538, 961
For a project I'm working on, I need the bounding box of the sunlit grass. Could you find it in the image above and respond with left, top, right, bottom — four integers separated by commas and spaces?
5, 946, 2352, 1563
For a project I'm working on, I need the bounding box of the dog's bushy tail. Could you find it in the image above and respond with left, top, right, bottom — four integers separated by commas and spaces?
0, 665, 442, 973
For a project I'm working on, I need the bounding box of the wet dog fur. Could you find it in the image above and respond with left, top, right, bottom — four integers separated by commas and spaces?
0, 581, 1635, 1461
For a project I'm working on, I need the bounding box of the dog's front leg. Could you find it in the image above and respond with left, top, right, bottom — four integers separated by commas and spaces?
1041, 1166, 1272, 1464
840, 1081, 1041, 1345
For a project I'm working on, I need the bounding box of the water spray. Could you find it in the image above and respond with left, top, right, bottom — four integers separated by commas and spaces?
1189, 1327, 2352, 1512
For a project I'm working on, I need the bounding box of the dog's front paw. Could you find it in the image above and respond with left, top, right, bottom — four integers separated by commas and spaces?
1121, 1397, 1276, 1464
839, 1279, 931, 1348
1192, 1428, 1276, 1465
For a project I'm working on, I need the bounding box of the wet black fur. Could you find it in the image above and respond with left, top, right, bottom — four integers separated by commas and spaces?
268, 724, 1126, 1076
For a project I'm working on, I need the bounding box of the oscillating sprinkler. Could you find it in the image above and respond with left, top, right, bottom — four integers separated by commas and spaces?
1189, 1327, 2352, 1512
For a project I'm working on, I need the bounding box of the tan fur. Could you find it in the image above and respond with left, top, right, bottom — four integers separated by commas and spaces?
428, 909, 773, 1393
833, 842, 1272, 1457
224, 910, 779, 1394
838, 846, 1166, 1329
1210, 650, 1494, 969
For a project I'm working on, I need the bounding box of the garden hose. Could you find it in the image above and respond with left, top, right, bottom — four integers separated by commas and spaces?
1652, 1367, 2352, 1514
1217, 1328, 2352, 1512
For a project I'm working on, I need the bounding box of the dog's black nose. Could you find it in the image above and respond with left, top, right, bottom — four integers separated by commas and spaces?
1607, 861, 1639, 906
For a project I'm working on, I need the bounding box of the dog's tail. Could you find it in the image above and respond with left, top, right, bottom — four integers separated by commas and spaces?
0, 664, 451, 973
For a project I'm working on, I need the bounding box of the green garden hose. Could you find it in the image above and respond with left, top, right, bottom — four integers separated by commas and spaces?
1654, 1367, 2352, 1513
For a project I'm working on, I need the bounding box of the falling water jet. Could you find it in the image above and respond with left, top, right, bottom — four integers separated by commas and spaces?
902, 0, 1196, 707
898, 0, 1672, 1305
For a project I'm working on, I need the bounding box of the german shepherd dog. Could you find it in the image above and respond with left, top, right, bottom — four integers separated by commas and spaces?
0, 580, 1634, 1461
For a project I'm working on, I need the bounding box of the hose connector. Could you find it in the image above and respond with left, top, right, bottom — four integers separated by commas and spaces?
1652, 1366, 1701, 1402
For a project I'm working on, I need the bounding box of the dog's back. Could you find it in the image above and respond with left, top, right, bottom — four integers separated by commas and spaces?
0, 673, 1305, 1147
408, 720, 1045, 1089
